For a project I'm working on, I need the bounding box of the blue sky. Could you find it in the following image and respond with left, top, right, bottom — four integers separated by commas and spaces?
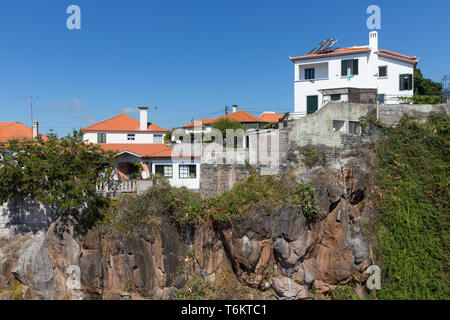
1, 0, 449, 136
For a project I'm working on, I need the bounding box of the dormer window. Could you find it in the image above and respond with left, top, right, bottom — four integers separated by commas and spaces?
127, 133, 135, 141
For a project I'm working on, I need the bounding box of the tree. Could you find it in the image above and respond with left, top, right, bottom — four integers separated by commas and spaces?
212, 118, 246, 137
0, 130, 116, 211
414, 68, 443, 97
211, 118, 246, 147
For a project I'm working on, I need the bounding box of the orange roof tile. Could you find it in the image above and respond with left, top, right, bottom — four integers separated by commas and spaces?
378, 49, 418, 64
220, 110, 261, 123
258, 113, 284, 123
182, 118, 217, 128
290, 47, 371, 62
82, 113, 168, 132
0, 122, 47, 142
98, 143, 198, 158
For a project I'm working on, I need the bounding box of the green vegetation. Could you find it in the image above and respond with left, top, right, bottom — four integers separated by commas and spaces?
211, 118, 246, 147
414, 68, 444, 98
0, 131, 115, 214
373, 114, 449, 299
359, 115, 384, 132
300, 147, 325, 168
163, 131, 172, 144
397, 95, 444, 105
103, 171, 319, 232
330, 286, 360, 300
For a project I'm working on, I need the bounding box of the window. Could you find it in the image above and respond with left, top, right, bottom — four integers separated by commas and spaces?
333, 120, 345, 132
331, 94, 341, 101
349, 121, 361, 135
179, 164, 196, 179
399, 74, 413, 91
246, 136, 249, 149
127, 133, 135, 141
155, 165, 173, 178
341, 59, 359, 76
305, 68, 315, 80
154, 134, 163, 144
378, 66, 387, 78
97, 133, 106, 143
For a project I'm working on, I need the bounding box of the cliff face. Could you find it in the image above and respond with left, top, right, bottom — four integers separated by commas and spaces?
0, 148, 376, 300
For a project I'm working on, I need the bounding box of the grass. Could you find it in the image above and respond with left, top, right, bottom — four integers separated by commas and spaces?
372, 114, 449, 299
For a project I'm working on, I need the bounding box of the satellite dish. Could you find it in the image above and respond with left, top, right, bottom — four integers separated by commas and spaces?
308, 38, 339, 54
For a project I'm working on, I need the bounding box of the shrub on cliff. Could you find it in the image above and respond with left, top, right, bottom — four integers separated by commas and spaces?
374, 113, 449, 299
0, 131, 115, 212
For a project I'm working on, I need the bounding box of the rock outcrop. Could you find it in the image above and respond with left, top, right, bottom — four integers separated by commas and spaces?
0, 149, 375, 300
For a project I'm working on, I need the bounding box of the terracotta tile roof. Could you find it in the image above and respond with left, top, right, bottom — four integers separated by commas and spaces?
258, 113, 284, 123
0, 122, 47, 142
98, 143, 198, 158
220, 110, 261, 123
182, 118, 217, 128
378, 49, 418, 64
82, 113, 168, 132
182, 110, 264, 128
290, 47, 371, 62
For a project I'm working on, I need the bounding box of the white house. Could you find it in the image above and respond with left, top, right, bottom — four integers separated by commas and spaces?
82, 107, 168, 144
83, 107, 200, 190
291, 31, 418, 116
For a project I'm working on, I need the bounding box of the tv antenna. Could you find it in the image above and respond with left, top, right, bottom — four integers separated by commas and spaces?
29, 96, 39, 127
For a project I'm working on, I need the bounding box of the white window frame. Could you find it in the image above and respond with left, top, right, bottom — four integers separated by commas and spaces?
179, 164, 196, 179
153, 134, 163, 144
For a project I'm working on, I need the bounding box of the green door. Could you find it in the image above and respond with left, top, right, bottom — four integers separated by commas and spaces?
307, 96, 318, 115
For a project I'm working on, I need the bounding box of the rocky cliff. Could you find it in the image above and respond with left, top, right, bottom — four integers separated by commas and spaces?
0, 147, 377, 300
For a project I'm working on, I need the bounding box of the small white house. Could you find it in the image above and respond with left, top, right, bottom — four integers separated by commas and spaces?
82, 107, 168, 144
291, 31, 418, 116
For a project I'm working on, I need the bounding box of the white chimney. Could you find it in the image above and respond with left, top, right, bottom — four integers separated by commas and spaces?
369, 31, 378, 52
139, 107, 149, 131
32, 121, 38, 139
232, 105, 238, 113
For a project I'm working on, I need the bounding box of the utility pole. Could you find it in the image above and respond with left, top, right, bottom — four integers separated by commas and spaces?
29, 96, 39, 127
225, 105, 228, 115
154, 106, 158, 123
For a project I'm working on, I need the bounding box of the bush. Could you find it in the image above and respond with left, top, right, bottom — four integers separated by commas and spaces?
300, 147, 325, 168
373, 114, 449, 299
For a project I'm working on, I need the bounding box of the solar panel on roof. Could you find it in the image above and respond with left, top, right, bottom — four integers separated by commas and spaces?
308, 38, 338, 54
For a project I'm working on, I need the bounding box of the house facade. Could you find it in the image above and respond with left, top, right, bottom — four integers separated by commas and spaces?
291, 31, 418, 116
83, 108, 200, 190
82, 107, 168, 144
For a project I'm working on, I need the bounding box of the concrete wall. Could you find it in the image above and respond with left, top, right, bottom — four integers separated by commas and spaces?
288, 102, 376, 149
378, 104, 450, 126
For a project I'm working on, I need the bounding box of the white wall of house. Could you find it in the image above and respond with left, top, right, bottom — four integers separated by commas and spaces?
151, 158, 200, 190
83, 131, 166, 144
293, 31, 415, 115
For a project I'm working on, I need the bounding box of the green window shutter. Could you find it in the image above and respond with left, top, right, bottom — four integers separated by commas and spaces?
353, 59, 359, 75
408, 74, 413, 90
341, 60, 347, 76
399, 75, 404, 90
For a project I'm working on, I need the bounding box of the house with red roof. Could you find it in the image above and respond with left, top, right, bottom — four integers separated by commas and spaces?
0, 121, 46, 143
291, 31, 418, 117
82, 107, 169, 144
181, 105, 284, 134
83, 107, 200, 189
